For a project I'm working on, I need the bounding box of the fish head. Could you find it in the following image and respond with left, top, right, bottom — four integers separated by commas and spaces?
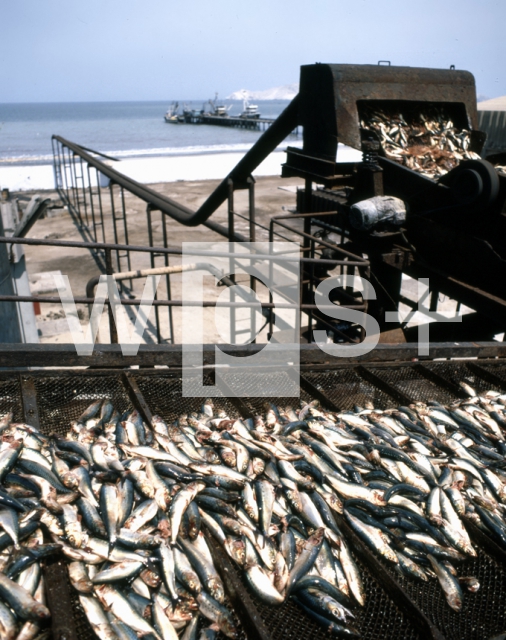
208, 578, 225, 604
252, 459, 265, 475
75, 578, 94, 593
448, 593, 463, 612
32, 602, 51, 621
372, 490, 387, 506
217, 613, 238, 638
220, 450, 236, 467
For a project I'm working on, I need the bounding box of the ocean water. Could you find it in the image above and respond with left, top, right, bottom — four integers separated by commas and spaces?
0, 100, 295, 166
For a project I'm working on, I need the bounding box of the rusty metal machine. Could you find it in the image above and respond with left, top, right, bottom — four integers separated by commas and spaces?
49, 62, 506, 347
281, 63, 506, 343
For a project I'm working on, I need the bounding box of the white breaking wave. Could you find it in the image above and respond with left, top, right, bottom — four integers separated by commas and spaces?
0, 140, 304, 166
2, 143, 362, 192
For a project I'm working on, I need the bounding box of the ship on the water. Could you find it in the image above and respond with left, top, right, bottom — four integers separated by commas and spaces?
207, 93, 231, 117
164, 101, 184, 123
239, 97, 260, 119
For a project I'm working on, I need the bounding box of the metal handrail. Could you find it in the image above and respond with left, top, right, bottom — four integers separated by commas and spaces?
0, 236, 362, 267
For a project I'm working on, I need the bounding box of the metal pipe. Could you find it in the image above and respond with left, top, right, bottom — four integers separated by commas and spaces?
85, 262, 230, 299
0, 293, 365, 310
0, 235, 361, 265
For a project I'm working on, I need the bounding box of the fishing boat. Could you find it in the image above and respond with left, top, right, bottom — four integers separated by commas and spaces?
164, 102, 183, 123
240, 98, 261, 119
208, 93, 231, 117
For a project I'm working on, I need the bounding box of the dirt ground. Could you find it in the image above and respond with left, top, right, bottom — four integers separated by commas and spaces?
16, 175, 305, 344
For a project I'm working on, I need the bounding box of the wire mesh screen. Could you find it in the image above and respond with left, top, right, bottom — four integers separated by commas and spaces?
218, 369, 312, 416
0, 376, 23, 423
474, 362, 506, 387
302, 368, 396, 410
364, 365, 457, 404
427, 362, 502, 396
33, 373, 132, 437
133, 373, 241, 422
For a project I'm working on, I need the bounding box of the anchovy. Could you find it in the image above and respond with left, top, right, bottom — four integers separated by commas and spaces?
95, 584, 161, 637
157, 542, 179, 601
79, 594, 118, 640
196, 591, 237, 638
68, 561, 94, 593
286, 527, 325, 595
0, 572, 50, 622
169, 482, 206, 545
93, 560, 144, 584
153, 593, 179, 640
100, 483, 119, 550
427, 554, 463, 611
0, 507, 20, 548
178, 537, 225, 603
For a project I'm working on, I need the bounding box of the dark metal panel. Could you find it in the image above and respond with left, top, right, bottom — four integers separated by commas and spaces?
19, 375, 40, 430
43, 556, 79, 640
122, 372, 154, 425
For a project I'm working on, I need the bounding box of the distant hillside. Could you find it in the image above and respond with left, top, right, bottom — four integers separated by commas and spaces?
227, 84, 299, 101
478, 95, 506, 110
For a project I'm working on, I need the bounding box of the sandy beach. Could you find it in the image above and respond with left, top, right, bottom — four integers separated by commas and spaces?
1, 144, 362, 191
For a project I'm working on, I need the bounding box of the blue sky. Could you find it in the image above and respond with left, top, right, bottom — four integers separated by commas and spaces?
1, 0, 504, 102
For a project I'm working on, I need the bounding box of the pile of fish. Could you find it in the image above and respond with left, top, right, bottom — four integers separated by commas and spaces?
0, 380, 506, 639
360, 107, 481, 179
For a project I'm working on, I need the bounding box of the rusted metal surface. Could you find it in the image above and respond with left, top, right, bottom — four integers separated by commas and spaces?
298, 63, 479, 155
19, 375, 41, 430
1, 342, 506, 370
43, 555, 79, 640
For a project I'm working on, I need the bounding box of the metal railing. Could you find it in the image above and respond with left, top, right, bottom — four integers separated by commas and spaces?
1, 236, 362, 346
51, 115, 370, 345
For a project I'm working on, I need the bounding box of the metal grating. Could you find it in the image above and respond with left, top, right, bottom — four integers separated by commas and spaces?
302, 368, 396, 410
218, 369, 313, 416
474, 362, 506, 387
365, 365, 458, 404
